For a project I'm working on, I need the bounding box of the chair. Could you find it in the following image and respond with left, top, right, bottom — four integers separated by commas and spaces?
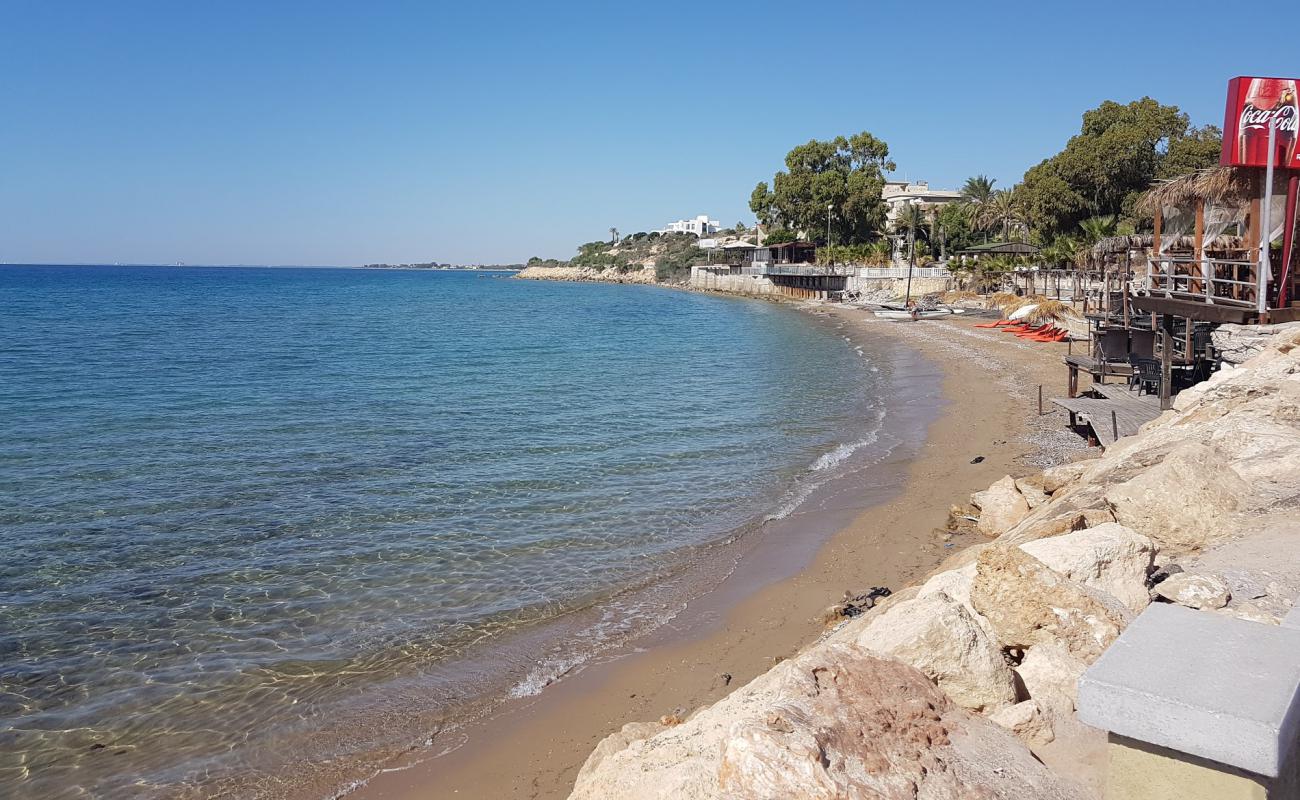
1129, 356, 1162, 396
1128, 329, 1156, 360
1096, 329, 1130, 363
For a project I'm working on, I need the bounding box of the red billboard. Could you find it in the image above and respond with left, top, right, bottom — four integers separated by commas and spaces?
1222, 76, 1300, 169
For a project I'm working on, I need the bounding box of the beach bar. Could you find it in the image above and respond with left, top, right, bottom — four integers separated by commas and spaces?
1052, 76, 1300, 442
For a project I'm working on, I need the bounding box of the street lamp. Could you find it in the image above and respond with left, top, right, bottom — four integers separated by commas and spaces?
826, 203, 834, 274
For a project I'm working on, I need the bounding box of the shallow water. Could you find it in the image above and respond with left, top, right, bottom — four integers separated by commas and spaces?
0, 266, 890, 798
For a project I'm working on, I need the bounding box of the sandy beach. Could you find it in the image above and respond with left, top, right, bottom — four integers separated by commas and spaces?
351, 304, 1083, 800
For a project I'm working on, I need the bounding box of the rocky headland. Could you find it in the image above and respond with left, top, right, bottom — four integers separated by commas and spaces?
515, 264, 658, 284
569, 323, 1300, 799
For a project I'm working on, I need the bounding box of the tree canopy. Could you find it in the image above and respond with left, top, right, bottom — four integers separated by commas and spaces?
1018, 97, 1221, 239
749, 132, 896, 245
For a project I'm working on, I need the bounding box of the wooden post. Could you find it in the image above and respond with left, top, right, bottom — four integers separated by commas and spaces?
1111, 410, 1119, 442
1160, 314, 1174, 411
1038, 384, 1043, 416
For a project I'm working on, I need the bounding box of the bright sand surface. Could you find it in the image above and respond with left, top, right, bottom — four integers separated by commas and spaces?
349, 304, 1077, 800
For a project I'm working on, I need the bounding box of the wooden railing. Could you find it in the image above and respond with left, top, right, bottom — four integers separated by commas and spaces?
1143, 256, 1260, 309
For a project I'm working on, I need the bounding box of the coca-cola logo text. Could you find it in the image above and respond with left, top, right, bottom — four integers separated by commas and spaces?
1240, 103, 1298, 134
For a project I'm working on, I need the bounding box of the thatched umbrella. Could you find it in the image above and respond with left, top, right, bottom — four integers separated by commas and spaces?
986, 292, 1027, 316
1023, 298, 1078, 326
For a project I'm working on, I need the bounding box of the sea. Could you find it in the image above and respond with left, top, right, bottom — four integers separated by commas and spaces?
0, 265, 911, 799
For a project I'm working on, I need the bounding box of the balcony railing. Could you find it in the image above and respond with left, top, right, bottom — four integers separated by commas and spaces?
1143, 255, 1261, 310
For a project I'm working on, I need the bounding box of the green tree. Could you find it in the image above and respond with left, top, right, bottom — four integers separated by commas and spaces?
935, 202, 975, 253
749, 132, 896, 245
734, 221, 747, 232
1018, 98, 1222, 239
763, 228, 796, 245
1157, 125, 1223, 179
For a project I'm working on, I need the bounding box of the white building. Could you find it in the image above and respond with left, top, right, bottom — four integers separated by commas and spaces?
661, 214, 721, 237
881, 181, 964, 228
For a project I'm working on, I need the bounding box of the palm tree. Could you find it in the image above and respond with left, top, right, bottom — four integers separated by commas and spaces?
978, 189, 1026, 242
1042, 235, 1081, 269
1077, 215, 1118, 248
961, 175, 996, 240
893, 202, 930, 264
609, 227, 620, 244
961, 175, 996, 206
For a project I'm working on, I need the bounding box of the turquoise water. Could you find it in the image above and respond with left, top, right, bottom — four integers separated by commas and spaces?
0, 266, 888, 798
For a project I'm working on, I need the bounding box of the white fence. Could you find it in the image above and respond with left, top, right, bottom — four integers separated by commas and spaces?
856, 266, 951, 279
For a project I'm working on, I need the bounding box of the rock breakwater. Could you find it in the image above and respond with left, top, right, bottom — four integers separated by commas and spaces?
569, 323, 1300, 798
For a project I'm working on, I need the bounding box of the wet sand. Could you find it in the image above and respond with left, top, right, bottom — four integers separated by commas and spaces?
351, 305, 1077, 800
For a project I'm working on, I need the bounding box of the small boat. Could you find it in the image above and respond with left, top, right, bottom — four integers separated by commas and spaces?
873, 308, 955, 320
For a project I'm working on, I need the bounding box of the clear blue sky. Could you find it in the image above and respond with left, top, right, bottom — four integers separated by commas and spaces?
2, 0, 1294, 266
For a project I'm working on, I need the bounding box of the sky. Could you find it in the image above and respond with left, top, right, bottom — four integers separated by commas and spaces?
2, 0, 1296, 266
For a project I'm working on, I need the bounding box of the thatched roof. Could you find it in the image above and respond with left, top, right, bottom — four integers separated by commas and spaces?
1135, 166, 1257, 216
1089, 234, 1155, 259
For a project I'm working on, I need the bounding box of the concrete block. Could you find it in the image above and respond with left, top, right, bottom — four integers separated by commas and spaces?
1282, 606, 1300, 630
1078, 603, 1300, 778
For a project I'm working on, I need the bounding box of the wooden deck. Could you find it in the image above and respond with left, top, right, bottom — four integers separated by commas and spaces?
1051, 384, 1163, 447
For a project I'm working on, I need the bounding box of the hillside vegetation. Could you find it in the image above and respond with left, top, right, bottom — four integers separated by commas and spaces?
526, 232, 706, 283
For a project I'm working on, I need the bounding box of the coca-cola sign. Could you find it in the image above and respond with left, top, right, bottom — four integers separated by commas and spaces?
1222, 76, 1300, 168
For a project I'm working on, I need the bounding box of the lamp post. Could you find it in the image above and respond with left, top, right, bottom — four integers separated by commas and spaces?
826, 203, 834, 276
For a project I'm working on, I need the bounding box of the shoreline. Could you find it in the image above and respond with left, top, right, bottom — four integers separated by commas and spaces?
351, 304, 1078, 800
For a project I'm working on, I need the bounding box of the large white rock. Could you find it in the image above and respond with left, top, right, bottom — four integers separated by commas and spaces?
1152, 572, 1231, 610
1015, 641, 1088, 714
971, 475, 1030, 537
569, 644, 1092, 800
989, 699, 1055, 747
849, 591, 1016, 712
915, 564, 993, 637
1104, 442, 1247, 553
970, 545, 1130, 664
1019, 524, 1156, 613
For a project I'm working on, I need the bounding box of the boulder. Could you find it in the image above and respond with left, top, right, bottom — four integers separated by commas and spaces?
570, 644, 1091, 800
1104, 442, 1247, 553
1215, 602, 1280, 625
915, 564, 993, 637
1152, 572, 1231, 610
1015, 641, 1088, 714
1210, 321, 1300, 365
971, 475, 1030, 537
1019, 524, 1156, 614
849, 591, 1016, 712
1040, 462, 1087, 494
989, 699, 1055, 747
969, 545, 1129, 663
1015, 478, 1050, 510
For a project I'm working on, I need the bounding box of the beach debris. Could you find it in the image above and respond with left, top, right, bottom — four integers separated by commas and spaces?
970, 455, 986, 464
1147, 563, 1184, 588
659, 709, 686, 726
821, 587, 892, 624
1152, 572, 1231, 610
712, 672, 732, 689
